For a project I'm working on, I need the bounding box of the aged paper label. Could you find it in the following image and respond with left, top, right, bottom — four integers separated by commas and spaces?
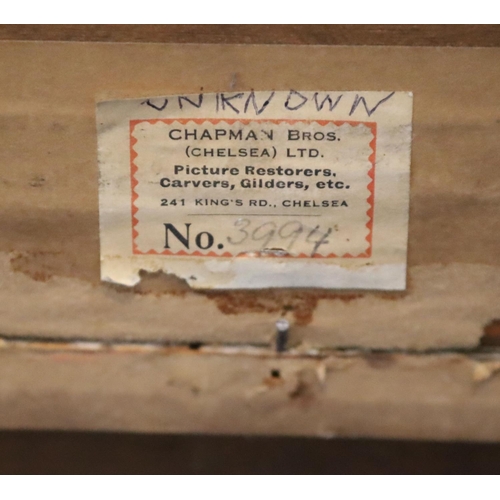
97, 90, 412, 289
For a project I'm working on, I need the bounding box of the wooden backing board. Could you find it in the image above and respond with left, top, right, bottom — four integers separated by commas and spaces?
1, 32, 500, 441
1, 24, 500, 47
0, 41, 499, 349
2, 340, 500, 441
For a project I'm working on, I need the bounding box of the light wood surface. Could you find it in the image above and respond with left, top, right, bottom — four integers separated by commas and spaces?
1, 35, 500, 439
1, 42, 499, 349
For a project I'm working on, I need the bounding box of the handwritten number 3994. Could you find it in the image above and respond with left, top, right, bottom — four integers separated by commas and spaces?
227, 219, 332, 256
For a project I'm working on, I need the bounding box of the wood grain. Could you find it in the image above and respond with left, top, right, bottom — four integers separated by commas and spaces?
1, 346, 500, 441
1, 24, 500, 46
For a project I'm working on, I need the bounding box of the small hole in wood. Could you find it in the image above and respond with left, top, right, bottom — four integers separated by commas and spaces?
270, 369, 281, 378
480, 319, 500, 346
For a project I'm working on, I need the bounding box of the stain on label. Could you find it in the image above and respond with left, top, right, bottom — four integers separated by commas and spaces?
97, 91, 412, 290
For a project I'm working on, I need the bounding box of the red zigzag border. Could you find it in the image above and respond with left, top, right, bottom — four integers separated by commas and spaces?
129, 118, 376, 259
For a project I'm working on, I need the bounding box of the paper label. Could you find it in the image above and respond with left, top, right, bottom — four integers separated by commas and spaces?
97, 91, 412, 290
